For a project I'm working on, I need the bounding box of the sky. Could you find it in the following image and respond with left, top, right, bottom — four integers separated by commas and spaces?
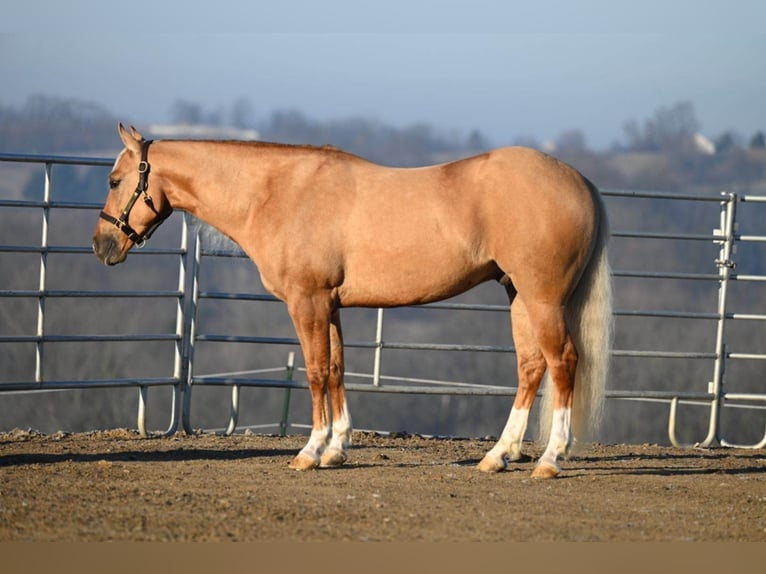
2, 1, 766, 150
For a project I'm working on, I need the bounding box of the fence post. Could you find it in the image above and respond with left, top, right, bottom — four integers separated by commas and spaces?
166, 212, 190, 435
372, 308, 385, 386
225, 384, 241, 435
669, 191, 737, 447
181, 223, 201, 434
134, 215, 189, 437
279, 351, 296, 436
137, 385, 148, 436
35, 163, 52, 386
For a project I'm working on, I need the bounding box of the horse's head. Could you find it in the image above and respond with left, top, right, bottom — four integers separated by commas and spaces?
92, 123, 173, 265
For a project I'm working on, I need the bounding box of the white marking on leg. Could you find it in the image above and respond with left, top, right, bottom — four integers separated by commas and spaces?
328, 400, 352, 453
537, 407, 571, 471
299, 425, 331, 465
484, 407, 529, 465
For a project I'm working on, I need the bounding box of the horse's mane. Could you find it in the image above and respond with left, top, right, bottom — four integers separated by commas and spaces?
163, 138, 360, 160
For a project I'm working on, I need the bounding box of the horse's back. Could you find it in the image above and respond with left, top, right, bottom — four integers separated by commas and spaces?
333, 147, 599, 307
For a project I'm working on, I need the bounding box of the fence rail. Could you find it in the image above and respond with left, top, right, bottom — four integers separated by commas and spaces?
1, 152, 765, 448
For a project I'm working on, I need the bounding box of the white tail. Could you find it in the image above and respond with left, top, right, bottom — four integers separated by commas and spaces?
538, 189, 613, 445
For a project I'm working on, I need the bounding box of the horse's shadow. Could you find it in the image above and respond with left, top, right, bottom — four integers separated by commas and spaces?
0, 447, 296, 467
442, 448, 766, 479
2, 446, 763, 478
563, 464, 766, 478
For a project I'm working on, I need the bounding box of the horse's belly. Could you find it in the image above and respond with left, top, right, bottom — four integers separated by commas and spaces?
337, 251, 497, 308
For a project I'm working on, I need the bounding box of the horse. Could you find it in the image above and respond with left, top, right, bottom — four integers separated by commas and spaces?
93, 123, 612, 478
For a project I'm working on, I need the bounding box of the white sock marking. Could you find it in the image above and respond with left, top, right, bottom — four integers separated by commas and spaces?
328, 401, 352, 452
486, 407, 529, 462
538, 407, 571, 470
300, 425, 330, 462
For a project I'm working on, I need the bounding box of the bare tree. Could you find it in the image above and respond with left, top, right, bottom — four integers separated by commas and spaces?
623, 101, 700, 152
230, 98, 255, 129
170, 100, 204, 125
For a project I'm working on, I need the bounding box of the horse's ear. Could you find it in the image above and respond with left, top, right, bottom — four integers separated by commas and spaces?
129, 125, 145, 142
118, 122, 143, 153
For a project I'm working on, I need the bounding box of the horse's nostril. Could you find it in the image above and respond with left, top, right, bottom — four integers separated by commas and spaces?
93, 235, 122, 265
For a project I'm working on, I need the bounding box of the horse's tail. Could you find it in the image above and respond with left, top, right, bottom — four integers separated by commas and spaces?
538, 183, 613, 446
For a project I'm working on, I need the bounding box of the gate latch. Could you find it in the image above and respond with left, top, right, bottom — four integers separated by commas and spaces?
715, 258, 736, 269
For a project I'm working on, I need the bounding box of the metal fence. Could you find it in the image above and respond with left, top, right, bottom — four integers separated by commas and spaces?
1, 152, 765, 447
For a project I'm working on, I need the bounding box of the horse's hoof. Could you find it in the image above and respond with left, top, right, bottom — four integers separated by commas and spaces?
288, 453, 319, 471
477, 454, 507, 473
531, 463, 560, 479
320, 448, 347, 467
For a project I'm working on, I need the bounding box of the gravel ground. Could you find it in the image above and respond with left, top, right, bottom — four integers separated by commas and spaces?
0, 429, 764, 542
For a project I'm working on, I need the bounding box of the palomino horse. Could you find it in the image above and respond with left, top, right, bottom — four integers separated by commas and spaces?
93, 124, 612, 478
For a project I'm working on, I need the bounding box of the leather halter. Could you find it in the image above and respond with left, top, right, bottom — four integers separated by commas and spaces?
99, 140, 173, 247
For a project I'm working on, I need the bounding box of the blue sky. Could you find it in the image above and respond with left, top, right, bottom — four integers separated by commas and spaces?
3, 1, 765, 149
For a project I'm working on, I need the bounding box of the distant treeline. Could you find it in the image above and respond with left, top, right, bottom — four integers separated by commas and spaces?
2, 95, 765, 191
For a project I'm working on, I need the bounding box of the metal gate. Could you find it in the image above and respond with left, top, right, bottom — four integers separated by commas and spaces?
1, 152, 764, 447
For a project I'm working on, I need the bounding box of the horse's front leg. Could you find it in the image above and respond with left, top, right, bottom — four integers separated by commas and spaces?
286, 295, 333, 471
320, 309, 352, 467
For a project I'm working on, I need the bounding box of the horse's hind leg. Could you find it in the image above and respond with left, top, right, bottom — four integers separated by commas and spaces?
478, 296, 547, 472
320, 309, 352, 467
524, 300, 578, 479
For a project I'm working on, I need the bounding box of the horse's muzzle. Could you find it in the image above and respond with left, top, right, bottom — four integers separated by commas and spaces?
92, 233, 127, 266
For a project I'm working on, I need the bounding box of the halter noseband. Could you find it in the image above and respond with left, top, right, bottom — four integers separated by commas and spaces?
99, 140, 173, 247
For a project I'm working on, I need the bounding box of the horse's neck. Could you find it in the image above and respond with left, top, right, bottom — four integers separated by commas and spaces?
158, 141, 269, 248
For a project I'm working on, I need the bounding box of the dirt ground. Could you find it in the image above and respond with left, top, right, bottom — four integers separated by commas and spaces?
0, 428, 764, 542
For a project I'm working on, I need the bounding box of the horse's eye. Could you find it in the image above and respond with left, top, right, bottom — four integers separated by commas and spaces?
109, 178, 121, 189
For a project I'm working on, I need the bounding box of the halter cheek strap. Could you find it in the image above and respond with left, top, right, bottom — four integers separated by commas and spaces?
99, 140, 173, 247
